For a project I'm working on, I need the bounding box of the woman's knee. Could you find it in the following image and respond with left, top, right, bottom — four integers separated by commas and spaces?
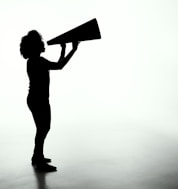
36, 126, 50, 139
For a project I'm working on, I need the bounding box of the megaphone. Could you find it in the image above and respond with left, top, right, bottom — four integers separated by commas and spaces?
47, 18, 101, 45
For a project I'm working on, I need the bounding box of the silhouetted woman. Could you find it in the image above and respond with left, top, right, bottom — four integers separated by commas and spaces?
20, 30, 78, 171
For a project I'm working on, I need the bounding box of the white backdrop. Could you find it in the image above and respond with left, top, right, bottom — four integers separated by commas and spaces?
0, 0, 178, 135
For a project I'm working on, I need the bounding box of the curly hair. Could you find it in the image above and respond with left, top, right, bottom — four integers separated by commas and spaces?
20, 30, 45, 59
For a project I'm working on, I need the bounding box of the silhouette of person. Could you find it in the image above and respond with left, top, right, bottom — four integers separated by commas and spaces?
20, 30, 79, 172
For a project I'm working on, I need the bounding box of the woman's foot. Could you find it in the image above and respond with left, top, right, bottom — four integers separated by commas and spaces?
34, 163, 57, 172
31, 157, 52, 165
43, 158, 51, 163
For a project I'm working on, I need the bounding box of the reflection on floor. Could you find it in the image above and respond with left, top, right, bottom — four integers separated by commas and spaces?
1, 124, 178, 189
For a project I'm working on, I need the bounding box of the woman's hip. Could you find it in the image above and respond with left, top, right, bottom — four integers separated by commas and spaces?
27, 95, 50, 111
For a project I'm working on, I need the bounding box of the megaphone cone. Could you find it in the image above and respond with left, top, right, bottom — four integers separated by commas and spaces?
47, 18, 101, 45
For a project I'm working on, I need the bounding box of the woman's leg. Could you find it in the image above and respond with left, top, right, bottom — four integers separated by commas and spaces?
27, 97, 56, 171
27, 98, 51, 161
32, 104, 51, 160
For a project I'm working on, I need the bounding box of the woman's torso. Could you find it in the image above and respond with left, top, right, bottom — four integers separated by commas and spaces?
27, 57, 50, 99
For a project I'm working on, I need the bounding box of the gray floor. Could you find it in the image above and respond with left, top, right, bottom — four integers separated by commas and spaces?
1, 123, 178, 189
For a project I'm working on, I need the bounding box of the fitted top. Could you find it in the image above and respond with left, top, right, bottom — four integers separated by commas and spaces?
27, 56, 51, 99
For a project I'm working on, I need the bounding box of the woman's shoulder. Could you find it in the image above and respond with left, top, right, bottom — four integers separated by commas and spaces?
40, 56, 48, 62
27, 56, 51, 70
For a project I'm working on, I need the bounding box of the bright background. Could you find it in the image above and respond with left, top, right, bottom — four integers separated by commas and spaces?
1, 0, 178, 136
1, 0, 178, 188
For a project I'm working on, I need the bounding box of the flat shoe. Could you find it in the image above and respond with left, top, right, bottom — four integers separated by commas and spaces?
32, 157, 52, 165
34, 163, 57, 172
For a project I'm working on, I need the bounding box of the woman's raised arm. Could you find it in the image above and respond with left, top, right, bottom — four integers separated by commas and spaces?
46, 42, 79, 70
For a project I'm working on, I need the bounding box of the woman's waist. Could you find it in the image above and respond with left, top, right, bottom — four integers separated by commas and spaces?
28, 87, 49, 97
27, 92, 49, 101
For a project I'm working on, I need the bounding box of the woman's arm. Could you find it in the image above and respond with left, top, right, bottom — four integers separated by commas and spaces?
47, 42, 79, 70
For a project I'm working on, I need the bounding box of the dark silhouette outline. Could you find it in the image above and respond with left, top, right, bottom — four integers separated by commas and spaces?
20, 30, 78, 172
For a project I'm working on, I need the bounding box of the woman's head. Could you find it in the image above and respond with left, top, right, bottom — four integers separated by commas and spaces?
20, 30, 45, 59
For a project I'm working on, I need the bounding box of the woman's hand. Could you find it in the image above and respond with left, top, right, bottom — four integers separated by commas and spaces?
72, 41, 79, 51
60, 43, 66, 49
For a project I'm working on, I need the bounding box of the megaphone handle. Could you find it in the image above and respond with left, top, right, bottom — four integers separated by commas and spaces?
72, 41, 79, 51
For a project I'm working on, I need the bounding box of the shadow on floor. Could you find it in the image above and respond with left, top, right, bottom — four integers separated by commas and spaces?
33, 168, 50, 189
